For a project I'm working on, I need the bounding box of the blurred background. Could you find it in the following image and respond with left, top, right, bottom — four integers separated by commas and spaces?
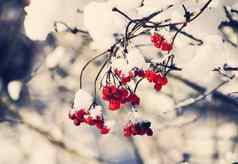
0, 0, 238, 164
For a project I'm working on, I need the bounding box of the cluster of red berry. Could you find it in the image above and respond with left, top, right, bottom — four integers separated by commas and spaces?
68, 0, 212, 138
69, 68, 168, 136
123, 121, 153, 137
68, 109, 110, 135
115, 68, 168, 91
114, 69, 134, 85
151, 33, 173, 52
102, 68, 168, 110
102, 85, 140, 110
144, 70, 168, 91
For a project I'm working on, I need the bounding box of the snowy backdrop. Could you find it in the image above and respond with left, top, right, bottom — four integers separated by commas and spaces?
0, 0, 238, 164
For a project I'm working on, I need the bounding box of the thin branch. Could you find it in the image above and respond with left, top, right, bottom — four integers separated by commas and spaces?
54, 21, 89, 35
189, 0, 213, 22
175, 80, 229, 109
231, 9, 238, 15
94, 56, 111, 101
134, 78, 144, 93
171, 23, 187, 46
140, 0, 145, 7
170, 24, 203, 45
224, 6, 234, 22
112, 7, 132, 21
170, 74, 238, 110
79, 50, 109, 89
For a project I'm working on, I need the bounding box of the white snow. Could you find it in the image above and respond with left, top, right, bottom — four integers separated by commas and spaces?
24, 0, 87, 40
46, 46, 65, 69
127, 48, 147, 69
84, 1, 139, 50
90, 105, 103, 119
7, 80, 23, 101
73, 89, 93, 110
111, 57, 133, 74
46, 46, 76, 69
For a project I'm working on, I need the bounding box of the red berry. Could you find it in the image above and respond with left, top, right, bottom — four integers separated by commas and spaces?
145, 70, 159, 83
123, 129, 132, 137
94, 116, 104, 128
154, 83, 162, 91
102, 86, 110, 100
110, 85, 118, 94
159, 76, 168, 85
95, 120, 104, 129
73, 119, 81, 126
151, 33, 165, 49
128, 94, 140, 106
151, 33, 163, 43
68, 112, 76, 120
123, 125, 133, 137
128, 71, 134, 78
100, 127, 110, 135
151, 33, 172, 52
129, 124, 137, 135
119, 88, 129, 103
161, 42, 173, 52
121, 76, 131, 85
75, 110, 86, 120
114, 68, 122, 76
123, 122, 135, 136
96, 122, 104, 129
109, 100, 121, 110
84, 116, 95, 125
124, 121, 153, 137
120, 88, 129, 97
102, 85, 118, 100
154, 41, 162, 48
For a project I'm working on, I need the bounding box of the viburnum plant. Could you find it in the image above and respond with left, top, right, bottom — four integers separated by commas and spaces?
68, 0, 213, 137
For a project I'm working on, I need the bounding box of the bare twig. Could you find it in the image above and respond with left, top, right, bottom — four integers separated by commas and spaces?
175, 80, 229, 109
54, 21, 89, 35
79, 50, 109, 89
170, 74, 238, 110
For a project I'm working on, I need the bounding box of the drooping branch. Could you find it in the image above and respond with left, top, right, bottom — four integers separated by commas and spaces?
54, 21, 89, 35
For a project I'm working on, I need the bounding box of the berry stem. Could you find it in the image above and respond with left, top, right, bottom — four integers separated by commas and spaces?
80, 50, 109, 89
94, 56, 111, 101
